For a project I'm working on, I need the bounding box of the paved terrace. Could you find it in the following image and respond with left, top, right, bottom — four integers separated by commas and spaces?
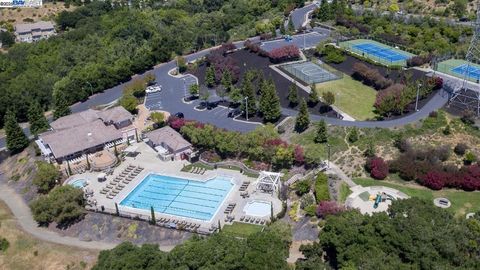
68, 142, 282, 234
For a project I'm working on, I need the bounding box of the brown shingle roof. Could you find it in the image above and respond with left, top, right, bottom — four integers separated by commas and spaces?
97, 106, 133, 124
40, 120, 122, 159
145, 126, 192, 152
49, 109, 100, 131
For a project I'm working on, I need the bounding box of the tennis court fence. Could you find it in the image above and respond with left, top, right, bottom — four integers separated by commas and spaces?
339, 40, 408, 67
437, 61, 480, 83
280, 61, 343, 85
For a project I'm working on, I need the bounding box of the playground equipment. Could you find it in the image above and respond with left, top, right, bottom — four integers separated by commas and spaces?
284, 35, 292, 42
373, 192, 396, 209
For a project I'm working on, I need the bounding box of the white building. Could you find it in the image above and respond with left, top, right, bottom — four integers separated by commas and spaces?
14, 21, 55, 43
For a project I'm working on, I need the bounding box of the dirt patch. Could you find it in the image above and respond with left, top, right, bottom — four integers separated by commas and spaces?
0, 3, 75, 24
0, 201, 98, 270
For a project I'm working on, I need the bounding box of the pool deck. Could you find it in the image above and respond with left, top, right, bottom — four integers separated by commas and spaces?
69, 142, 282, 233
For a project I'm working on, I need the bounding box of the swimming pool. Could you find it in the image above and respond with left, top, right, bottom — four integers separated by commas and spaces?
70, 179, 86, 188
120, 173, 234, 221
244, 200, 271, 217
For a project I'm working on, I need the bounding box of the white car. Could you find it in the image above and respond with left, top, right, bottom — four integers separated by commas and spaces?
146, 85, 162, 94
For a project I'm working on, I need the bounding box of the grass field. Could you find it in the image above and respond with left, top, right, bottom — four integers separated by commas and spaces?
339, 182, 352, 203
315, 75, 377, 120
353, 178, 480, 216
222, 222, 264, 238
0, 202, 97, 270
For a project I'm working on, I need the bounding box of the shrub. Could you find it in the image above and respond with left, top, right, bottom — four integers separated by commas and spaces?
374, 84, 408, 116
406, 55, 432, 67
33, 161, 60, 194
421, 171, 445, 190
0, 238, 9, 252
294, 145, 305, 165
304, 204, 317, 217
454, 143, 468, 156
295, 180, 311, 196
168, 116, 186, 130
347, 127, 359, 143
461, 110, 475, 125
464, 152, 477, 165
268, 45, 300, 63
315, 201, 345, 218
323, 45, 346, 63
366, 157, 389, 180
314, 173, 330, 202
352, 63, 393, 90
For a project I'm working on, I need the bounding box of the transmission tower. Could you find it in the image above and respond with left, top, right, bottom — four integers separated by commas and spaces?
450, 1, 480, 115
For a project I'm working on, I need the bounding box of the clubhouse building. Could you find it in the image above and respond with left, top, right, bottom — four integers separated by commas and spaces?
36, 107, 137, 164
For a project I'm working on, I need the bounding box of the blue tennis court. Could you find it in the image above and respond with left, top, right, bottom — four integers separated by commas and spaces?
353, 43, 410, 62
451, 64, 480, 80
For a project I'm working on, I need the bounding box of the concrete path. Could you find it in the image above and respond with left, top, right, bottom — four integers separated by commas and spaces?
326, 162, 357, 188
0, 179, 175, 252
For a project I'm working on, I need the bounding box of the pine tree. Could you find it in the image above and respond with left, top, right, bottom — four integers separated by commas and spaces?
287, 84, 299, 107
348, 127, 359, 143
221, 70, 232, 91
318, 0, 331, 22
205, 66, 216, 87
28, 101, 49, 136
4, 110, 29, 154
150, 206, 156, 225
280, 22, 286, 35
314, 120, 328, 143
240, 78, 256, 117
295, 99, 310, 132
53, 90, 71, 120
308, 86, 319, 107
259, 79, 281, 123
287, 17, 295, 33
271, 26, 277, 38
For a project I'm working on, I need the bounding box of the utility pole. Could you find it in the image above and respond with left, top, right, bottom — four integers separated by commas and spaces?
183, 78, 187, 99
245, 97, 249, 121
326, 143, 331, 169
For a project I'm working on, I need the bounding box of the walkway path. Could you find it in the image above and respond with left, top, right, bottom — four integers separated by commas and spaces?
326, 162, 357, 188
0, 178, 175, 252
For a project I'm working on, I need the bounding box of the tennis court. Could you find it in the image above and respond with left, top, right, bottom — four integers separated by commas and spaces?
340, 39, 415, 66
281, 61, 342, 84
437, 59, 480, 82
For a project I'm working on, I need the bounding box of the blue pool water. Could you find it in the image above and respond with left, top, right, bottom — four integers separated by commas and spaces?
70, 179, 86, 188
451, 64, 480, 81
353, 43, 410, 62
120, 174, 234, 221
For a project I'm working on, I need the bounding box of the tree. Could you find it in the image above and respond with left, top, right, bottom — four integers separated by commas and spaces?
119, 94, 138, 114
314, 120, 328, 143
317, 0, 332, 21
221, 70, 232, 91
176, 56, 187, 73
240, 77, 256, 117
30, 185, 85, 227
144, 73, 156, 86
295, 99, 310, 132
259, 79, 281, 123
33, 161, 60, 194
316, 201, 345, 218
228, 87, 242, 105
205, 66, 216, 87
452, 0, 467, 18
28, 101, 49, 137
280, 21, 286, 35
366, 157, 389, 180
0, 31, 15, 48
150, 112, 165, 128
287, 84, 299, 107
365, 140, 375, 157
4, 110, 29, 154
287, 17, 295, 33
295, 180, 311, 196
201, 90, 210, 106
348, 127, 359, 143
189, 84, 199, 96
52, 90, 71, 120
307, 87, 319, 107
322, 91, 335, 106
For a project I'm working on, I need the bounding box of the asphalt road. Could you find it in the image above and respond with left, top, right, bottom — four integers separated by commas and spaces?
260, 30, 329, 52
290, 2, 318, 30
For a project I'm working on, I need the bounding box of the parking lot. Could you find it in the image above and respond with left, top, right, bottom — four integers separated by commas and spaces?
145, 74, 198, 111
260, 31, 328, 52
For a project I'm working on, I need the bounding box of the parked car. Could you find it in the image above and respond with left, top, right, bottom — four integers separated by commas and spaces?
146, 84, 162, 94
227, 108, 242, 118
174, 112, 184, 118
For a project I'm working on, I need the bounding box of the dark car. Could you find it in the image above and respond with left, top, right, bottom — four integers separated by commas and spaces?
459, 17, 469, 22
174, 112, 184, 118
227, 108, 242, 118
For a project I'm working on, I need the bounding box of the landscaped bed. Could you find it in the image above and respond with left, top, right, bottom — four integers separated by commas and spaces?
189, 49, 338, 118
222, 221, 264, 238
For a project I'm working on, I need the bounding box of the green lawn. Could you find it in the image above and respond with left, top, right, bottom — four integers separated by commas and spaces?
354, 178, 480, 216
222, 222, 264, 238
339, 182, 352, 203
315, 75, 377, 120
